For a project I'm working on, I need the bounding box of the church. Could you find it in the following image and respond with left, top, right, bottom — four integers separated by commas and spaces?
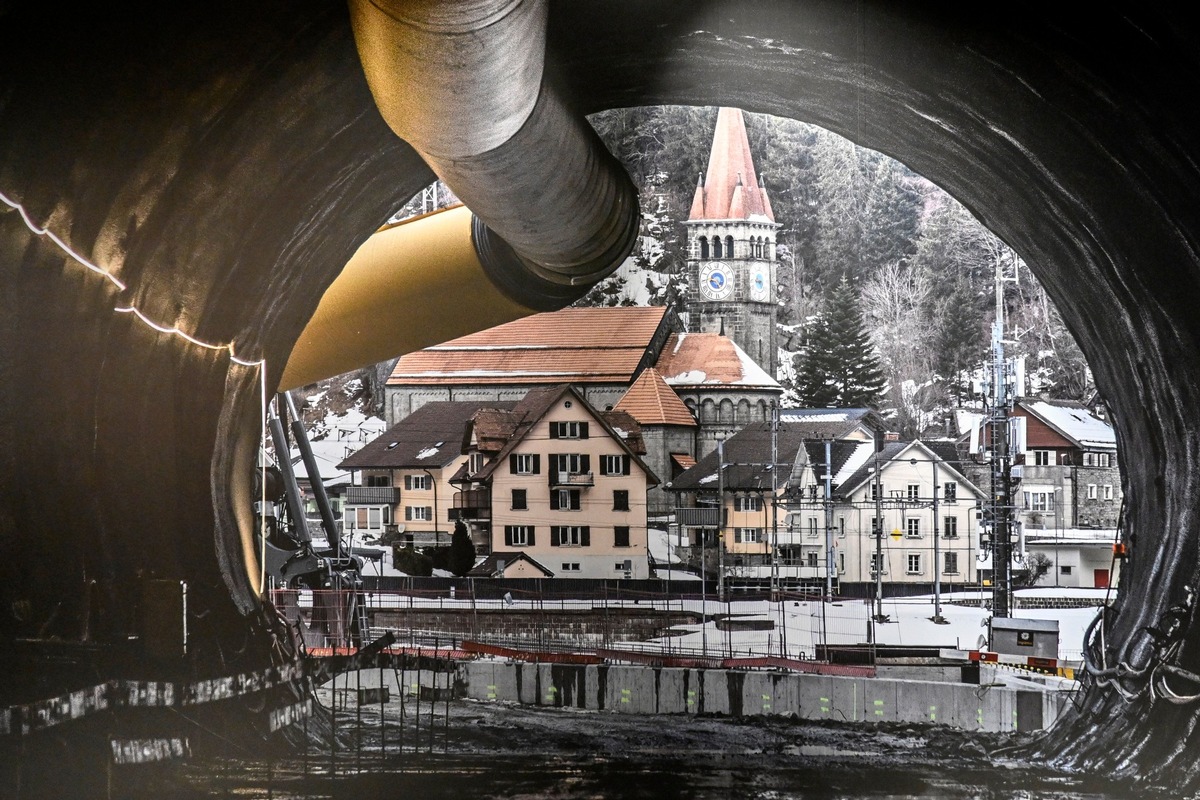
685, 107, 781, 377
382, 108, 784, 515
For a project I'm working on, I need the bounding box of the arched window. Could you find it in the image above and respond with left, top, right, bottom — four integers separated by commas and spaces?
737, 399, 751, 422
701, 399, 717, 423
699, 237, 709, 259
719, 399, 734, 423
725, 235, 735, 258
756, 237, 764, 258
713, 236, 722, 258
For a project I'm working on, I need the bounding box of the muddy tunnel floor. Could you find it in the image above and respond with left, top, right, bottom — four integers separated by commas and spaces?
109, 698, 1179, 799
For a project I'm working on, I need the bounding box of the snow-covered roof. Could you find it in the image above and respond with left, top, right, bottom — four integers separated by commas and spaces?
1022, 400, 1115, 449
657, 333, 781, 390
290, 450, 351, 486
1024, 528, 1119, 545
778, 408, 873, 423
297, 409, 387, 481
831, 441, 875, 486
954, 409, 985, 438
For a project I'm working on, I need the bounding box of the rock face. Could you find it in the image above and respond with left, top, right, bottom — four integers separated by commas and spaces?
2, 0, 1200, 785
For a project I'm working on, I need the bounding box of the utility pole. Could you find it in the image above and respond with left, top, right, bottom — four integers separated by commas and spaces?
931, 457, 946, 624
987, 253, 1016, 623
717, 438, 726, 603
770, 403, 780, 599
873, 447, 885, 622
824, 438, 834, 597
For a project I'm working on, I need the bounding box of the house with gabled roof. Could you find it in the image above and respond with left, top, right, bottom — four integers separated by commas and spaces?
468, 551, 555, 579
966, 398, 1122, 588
453, 384, 659, 578
668, 414, 885, 587
816, 439, 986, 593
338, 400, 512, 548
670, 414, 986, 593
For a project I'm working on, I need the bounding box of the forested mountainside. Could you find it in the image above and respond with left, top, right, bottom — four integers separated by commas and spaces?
582, 106, 1094, 436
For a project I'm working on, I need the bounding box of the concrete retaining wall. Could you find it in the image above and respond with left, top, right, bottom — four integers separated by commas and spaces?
458, 662, 1069, 733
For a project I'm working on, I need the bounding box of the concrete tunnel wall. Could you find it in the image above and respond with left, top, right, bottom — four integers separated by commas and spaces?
3, 0, 1200, 784
330, 661, 1069, 734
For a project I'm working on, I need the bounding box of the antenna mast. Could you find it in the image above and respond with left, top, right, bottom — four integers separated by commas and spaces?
987, 252, 1017, 622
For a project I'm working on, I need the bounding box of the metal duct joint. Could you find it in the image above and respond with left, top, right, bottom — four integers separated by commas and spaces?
348, 0, 639, 307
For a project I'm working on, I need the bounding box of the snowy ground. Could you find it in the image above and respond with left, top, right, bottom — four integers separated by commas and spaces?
328, 528, 1100, 664
640, 527, 1098, 661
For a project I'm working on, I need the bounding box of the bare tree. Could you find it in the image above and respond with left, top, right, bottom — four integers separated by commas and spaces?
863, 260, 937, 435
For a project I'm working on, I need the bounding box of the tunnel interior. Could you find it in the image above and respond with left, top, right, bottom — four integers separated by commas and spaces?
2, 0, 1200, 786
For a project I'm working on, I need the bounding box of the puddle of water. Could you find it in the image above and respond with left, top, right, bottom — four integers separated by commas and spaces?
177, 753, 1154, 800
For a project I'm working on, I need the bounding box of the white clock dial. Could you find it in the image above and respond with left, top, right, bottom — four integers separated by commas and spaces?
749, 268, 769, 302
699, 263, 734, 301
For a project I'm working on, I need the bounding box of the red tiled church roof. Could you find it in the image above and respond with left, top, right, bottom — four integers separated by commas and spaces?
688, 107, 775, 223
656, 333, 781, 391
387, 306, 670, 386
614, 368, 697, 427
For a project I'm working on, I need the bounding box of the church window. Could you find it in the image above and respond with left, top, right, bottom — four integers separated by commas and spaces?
725, 235, 734, 258
699, 237, 709, 259
713, 236, 723, 258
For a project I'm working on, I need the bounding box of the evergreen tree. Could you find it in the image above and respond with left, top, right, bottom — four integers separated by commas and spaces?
448, 520, 476, 577
795, 277, 887, 408
931, 277, 988, 402
860, 160, 922, 274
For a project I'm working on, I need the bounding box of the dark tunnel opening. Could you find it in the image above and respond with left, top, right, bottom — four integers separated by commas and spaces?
2, 0, 1200, 789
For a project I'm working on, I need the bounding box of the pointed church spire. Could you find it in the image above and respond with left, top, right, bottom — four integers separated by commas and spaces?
687, 107, 775, 223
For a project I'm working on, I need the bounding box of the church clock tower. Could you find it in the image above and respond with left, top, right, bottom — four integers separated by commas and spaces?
685, 107, 781, 376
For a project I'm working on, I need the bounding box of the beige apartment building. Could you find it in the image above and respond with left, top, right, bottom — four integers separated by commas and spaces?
785, 440, 986, 591
459, 385, 659, 579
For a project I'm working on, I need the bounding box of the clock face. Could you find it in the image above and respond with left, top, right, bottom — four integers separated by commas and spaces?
700, 263, 734, 301
749, 268, 769, 302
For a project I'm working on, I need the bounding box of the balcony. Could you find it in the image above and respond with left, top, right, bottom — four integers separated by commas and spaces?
346, 486, 400, 504
675, 506, 722, 528
449, 489, 491, 521
549, 471, 594, 488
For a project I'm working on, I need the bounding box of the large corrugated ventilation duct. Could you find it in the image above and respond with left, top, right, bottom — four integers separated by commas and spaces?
270, 0, 639, 390
349, 0, 640, 287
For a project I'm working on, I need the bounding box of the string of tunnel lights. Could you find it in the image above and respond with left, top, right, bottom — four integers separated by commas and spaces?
0, 188, 273, 593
